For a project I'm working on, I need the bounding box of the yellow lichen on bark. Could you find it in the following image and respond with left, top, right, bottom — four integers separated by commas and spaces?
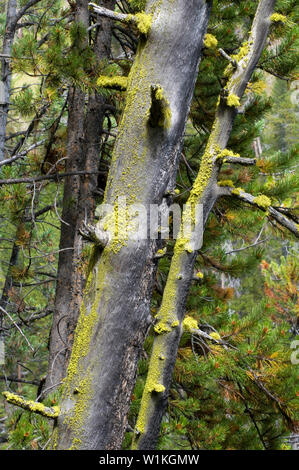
231, 187, 243, 195
60, 255, 109, 448
270, 13, 287, 23
152, 85, 172, 129
210, 332, 221, 341
135, 13, 152, 35
217, 148, 241, 159
132, 336, 167, 441
218, 179, 235, 187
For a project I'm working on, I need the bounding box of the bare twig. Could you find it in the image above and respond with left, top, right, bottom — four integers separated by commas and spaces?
225, 237, 269, 255
3, 309, 53, 331
218, 48, 237, 67
221, 156, 256, 166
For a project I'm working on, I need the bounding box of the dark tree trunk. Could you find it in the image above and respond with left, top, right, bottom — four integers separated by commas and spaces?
43, 0, 116, 394
0, 241, 19, 332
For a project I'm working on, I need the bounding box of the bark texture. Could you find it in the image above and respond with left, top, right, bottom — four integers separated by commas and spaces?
54, 0, 211, 450
133, 0, 278, 450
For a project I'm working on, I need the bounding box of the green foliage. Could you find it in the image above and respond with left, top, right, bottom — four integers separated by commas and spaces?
4, 410, 51, 450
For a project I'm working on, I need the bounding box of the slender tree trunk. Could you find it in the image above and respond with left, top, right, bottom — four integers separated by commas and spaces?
0, 241, 19, 333
54, 0, 211, 450
43, 0, 116, 394
0, 0, 44, 344
0, 0, 17, 161
133, 0, 277, 450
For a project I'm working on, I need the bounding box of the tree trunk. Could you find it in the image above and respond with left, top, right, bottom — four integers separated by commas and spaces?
53, 0, 211, 450
133, 0, 278, 450
43, 0, 116, 394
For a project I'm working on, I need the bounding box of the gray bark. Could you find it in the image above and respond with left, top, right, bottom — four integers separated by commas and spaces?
54, 0, 211, 450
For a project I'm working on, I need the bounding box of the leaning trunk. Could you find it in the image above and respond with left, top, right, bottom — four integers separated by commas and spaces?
54, 0, 211, 450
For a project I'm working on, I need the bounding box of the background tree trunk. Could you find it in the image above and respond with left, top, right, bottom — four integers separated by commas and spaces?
133, 0, 278, 450
43, 0, 116, 395
54, 0, 211, 450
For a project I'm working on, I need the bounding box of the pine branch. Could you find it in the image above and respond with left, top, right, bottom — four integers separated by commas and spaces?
237, 382, 268, 450
25, 204, 54, 221
15, 0, 43, 25
0, 306, 34, 350
10, 103, 50, 157
2, 309, 53, 331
